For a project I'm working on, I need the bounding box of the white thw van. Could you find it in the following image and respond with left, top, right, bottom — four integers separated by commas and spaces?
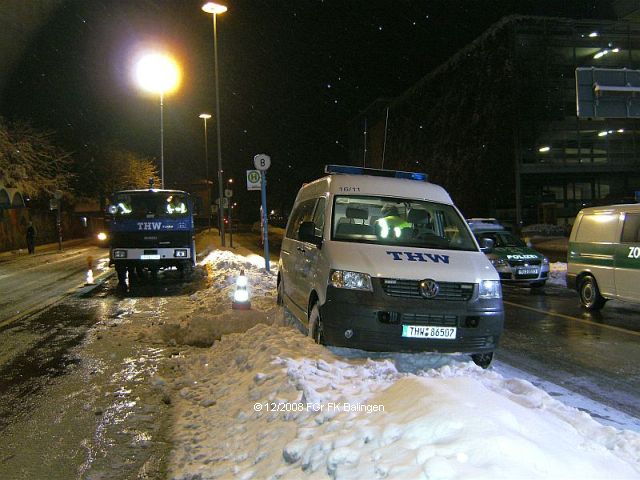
567, 203, 640, 310
277, 165, 504, 368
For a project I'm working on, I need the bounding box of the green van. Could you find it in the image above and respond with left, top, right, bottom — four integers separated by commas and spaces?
567, 204, 640, 310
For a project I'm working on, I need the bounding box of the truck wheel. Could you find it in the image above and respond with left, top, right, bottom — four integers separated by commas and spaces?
309, 304, 324, 345
116, 265, 127, 287
471, 352, 493, 369
179, 263, 193, 280
579, 275, 606, 311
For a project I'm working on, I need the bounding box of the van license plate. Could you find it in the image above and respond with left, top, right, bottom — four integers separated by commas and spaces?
402, 325, 457, 339
517, 267, 539, 275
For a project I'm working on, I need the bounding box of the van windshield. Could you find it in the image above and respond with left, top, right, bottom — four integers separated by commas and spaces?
332, 195, 477, 251
474, 231, 527, 248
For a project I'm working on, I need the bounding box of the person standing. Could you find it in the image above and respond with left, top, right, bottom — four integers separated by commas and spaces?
26, 221, 36, 254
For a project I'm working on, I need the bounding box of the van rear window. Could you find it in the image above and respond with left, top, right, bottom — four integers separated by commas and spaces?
575, 214, 619, 243
331, 195, 477, 251
621, 213, 640, 243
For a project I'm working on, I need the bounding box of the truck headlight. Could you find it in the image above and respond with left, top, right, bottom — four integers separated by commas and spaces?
174, 249, 188, 258
113, 249, 127, 259
97, 232, 107, 241
478, 280, 502, 299
330, 270, 373, 291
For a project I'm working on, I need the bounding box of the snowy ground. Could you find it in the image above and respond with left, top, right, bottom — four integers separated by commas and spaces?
160, 251, 639, 480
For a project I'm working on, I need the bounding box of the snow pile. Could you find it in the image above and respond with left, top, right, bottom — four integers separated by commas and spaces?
164, 250, 640, 480
168, 325, 640, 479
157, 251, 279, 347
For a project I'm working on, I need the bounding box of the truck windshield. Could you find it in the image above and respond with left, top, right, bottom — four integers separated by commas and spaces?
332, 195, 477, 251
112, 192, 190, 219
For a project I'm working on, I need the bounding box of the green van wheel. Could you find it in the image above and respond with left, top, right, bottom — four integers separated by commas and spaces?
579, 275, 606, 311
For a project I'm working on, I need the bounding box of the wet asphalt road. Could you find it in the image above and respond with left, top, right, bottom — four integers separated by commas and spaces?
499, 283, 640, 420
0, 270, 203, 479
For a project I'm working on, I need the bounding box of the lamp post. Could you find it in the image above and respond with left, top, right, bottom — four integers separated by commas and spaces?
202, 2, 228, 245
227, 178, 234, 247
199, 113, 212, 230
135, 52, 180, 189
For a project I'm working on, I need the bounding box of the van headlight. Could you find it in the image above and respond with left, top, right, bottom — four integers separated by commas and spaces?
478, 280, 502, 299
330, 270, 373, 291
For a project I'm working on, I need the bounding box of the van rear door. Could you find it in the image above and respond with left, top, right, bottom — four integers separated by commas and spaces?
614, 212, 640, 302
571, 212, 619, 297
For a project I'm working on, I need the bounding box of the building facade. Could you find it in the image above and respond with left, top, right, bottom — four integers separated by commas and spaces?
351, 15, 640, 227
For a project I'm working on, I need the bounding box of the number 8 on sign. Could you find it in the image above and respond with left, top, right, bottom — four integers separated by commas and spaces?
254, 154, 271, 171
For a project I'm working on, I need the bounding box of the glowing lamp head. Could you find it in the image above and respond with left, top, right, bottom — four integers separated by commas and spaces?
135, 53, 181, 95
202, 2, 227, 14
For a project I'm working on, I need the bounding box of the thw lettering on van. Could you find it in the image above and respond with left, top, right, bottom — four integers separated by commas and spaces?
386, 251, 450, 264
137, 222, 162, 231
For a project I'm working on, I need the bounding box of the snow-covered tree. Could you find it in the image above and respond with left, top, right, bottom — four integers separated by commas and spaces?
0, 118, 73, 198
74, 144, 159, 207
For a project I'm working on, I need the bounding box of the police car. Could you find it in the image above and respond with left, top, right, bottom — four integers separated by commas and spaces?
468, 219, 550, 289
277, 165, 504, 368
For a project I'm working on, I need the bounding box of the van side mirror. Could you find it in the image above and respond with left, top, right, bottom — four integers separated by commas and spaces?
299, 221, 322, 247
480, 237, 494, 253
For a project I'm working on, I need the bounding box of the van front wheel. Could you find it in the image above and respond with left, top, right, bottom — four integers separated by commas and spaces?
579, 276, 606, 311
277, 278, 284, 306
471, 352, 493, 369
309, 304, 325, 345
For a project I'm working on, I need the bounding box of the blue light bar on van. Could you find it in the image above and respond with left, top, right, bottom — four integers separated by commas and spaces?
325, 164, 428, 182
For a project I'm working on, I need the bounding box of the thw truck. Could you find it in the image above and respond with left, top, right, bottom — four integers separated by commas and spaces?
107, 188, 196, 284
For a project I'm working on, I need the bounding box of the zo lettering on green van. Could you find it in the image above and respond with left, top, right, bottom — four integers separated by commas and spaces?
386, 251, 450, 264
506, 254, 538, 260
628, 246, 640, 259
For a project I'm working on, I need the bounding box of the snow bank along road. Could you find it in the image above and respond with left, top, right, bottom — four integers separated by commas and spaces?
166, 250, 640, 480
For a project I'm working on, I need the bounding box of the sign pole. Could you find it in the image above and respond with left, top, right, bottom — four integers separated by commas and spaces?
253, 154, 271, 272
261, 171, 270, 272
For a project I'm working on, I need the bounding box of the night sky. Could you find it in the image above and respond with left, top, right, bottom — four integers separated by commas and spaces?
0, 0, 615, 217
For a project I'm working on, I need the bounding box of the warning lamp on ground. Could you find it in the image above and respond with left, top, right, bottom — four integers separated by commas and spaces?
232, 269, 251, 309
85, 255, 95, 285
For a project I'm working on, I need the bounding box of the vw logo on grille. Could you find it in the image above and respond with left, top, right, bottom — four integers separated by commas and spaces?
419, 279, 439, 299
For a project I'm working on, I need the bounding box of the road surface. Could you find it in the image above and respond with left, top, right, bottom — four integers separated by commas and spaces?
0, 244, 110, 327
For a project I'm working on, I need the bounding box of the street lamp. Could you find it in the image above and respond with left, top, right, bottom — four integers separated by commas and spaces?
202, 2, 228, 245
135, 52, 181, 189
199, 113, 212, 230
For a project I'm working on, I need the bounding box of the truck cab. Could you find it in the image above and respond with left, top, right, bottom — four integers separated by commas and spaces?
107, 189, 196, 285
